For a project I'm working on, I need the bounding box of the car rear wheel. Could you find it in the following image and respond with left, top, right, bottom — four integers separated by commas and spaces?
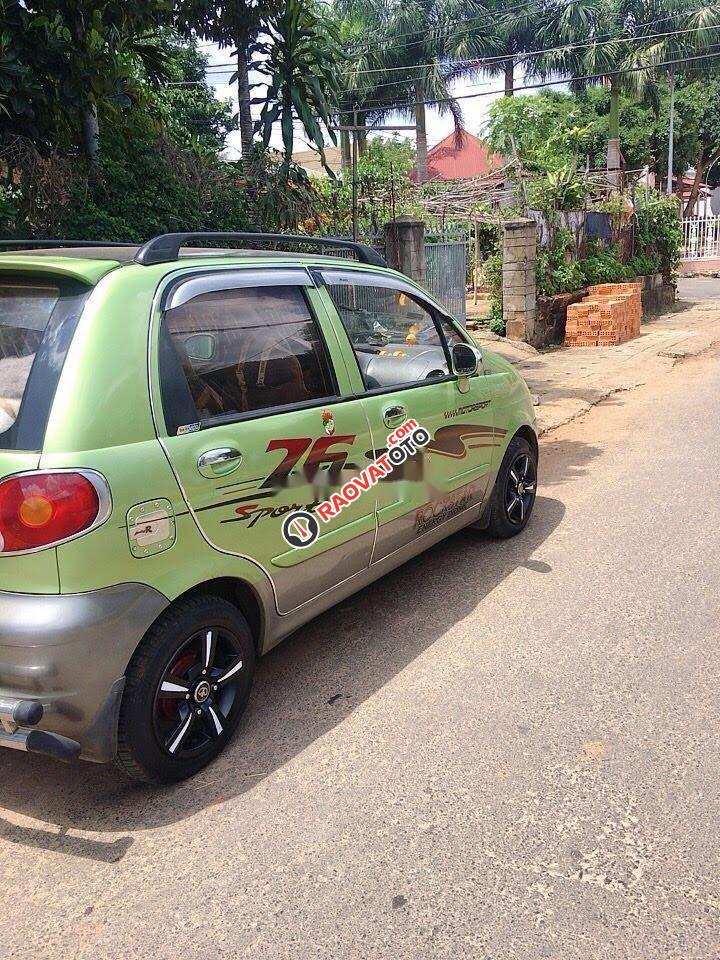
478, 436, 537, 539
115, 596, 255, 784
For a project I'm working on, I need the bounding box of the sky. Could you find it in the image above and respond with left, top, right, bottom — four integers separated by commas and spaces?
200, 41, 526, 158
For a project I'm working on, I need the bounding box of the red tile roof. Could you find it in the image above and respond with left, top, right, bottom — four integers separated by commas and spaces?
412, 129, 504, 182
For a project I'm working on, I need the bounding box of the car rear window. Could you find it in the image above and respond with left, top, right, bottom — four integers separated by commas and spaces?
0, 276, 90, 450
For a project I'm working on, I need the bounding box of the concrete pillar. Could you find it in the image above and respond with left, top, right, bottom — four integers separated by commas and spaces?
502, 219, 536, 343
384, 217, 426, 284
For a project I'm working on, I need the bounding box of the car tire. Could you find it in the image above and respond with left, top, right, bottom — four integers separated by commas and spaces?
115, 595, 255, 784
478, 435, 537, 539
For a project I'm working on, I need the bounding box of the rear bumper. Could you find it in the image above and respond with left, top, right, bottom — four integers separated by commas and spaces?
0, 584, 169, 762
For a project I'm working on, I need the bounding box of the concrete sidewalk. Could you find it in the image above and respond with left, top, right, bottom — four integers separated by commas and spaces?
473, 293, 720, 435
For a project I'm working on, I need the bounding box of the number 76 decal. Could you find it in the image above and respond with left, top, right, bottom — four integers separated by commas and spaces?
261, 436, 357, 488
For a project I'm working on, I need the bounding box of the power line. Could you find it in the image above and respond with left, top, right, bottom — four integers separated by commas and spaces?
323, 0, 711, 59
200, 0, 545, 72
338, 22, 720, 96
200, 12, 719, 88
348, 46, 720, 115
182, 44, 720, 102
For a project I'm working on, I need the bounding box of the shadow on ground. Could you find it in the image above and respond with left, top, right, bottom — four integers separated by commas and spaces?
0, 492, 570, 861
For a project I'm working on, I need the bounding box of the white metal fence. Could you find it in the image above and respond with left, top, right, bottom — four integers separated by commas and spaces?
681, 217, 720, 261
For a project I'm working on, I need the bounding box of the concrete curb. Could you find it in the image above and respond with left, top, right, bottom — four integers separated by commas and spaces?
533, 325, 720, 436
471, 296, 720, 437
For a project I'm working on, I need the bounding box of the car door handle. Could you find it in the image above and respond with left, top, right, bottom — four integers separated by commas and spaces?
383, 405, 407, 429
197, 447, 243, 478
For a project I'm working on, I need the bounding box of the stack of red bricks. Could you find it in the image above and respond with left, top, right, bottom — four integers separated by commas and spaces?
565, 282, 643, 348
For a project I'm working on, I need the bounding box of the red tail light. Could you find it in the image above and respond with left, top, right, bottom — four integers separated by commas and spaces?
0, 471, 109, 553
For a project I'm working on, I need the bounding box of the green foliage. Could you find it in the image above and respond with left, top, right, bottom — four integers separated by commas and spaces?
487, 93, 594, 173
56, 117, 250, 240
0, 184, 17, 231
483, 251, 503, 303
311, 137, 420, 237
592, 191, 627, 224
21, 0, 172, 161
626, 251, 662, 278
527, 163, 589, 216
576, 244, 629, 287
536, 227, 584, 296
246, 148, 325, 233
482, 250, 506, 334
253, 0, 342, 171
633, 189, 681, 279
147, 33, 236, 153
488, 300, 505, 336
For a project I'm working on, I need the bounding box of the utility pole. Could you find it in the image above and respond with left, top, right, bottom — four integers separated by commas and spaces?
329, 121, 417, 242
352, 109, 359, 242
667, 68, 676, 197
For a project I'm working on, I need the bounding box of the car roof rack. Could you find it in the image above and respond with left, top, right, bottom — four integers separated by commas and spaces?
134, 232, 387, 268
0, 240, 138, 251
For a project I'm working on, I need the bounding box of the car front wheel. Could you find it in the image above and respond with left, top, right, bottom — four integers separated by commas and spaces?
115, 595, 255, 784
480, 435, 538, 539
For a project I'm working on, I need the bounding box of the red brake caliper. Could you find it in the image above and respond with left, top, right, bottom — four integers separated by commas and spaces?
157, 650, 197, 721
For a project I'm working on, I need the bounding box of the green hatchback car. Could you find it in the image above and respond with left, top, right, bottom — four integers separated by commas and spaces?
0, 232, 538, 782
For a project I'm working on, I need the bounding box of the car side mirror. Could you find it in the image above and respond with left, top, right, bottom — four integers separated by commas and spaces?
451, 343, 480, 392
185, 333, 216, 362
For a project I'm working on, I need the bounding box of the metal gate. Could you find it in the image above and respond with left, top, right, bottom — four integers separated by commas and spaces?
424, 241, 467, 323
681, 217, 720, 260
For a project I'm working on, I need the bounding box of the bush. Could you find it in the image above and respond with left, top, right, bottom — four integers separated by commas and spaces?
0, 186, 18, 233
577, 244, 629, 286
488, 300, 505, 336
537, 227, 584, 296
0, 121, 326, 241
482, 251, 503, 303
634, 190, 681, 280
626, 252, 662, 278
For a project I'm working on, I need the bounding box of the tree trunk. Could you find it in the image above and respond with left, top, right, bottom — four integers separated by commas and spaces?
504, 57, 514, 96
236, 42, 254, 159
608, 77, 620, 142
340, 122, 351, 170
80, 102, 100, 172
606, 76, 621, 190
415, 82, 428, 185
684, 147, 720, 217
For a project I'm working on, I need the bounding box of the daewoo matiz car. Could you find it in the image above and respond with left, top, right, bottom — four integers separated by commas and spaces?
0, 232, 538, 782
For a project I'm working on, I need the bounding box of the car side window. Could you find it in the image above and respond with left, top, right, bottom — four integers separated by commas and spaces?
160, 284, 337, 434
439, 317, 468, 349
323, 273, 451, 391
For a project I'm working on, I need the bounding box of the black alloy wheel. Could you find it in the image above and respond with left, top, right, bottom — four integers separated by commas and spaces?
505, 451, 537, 527
476, 435, 538, 539
116, 596, 255, 783
153, 627, 245, 760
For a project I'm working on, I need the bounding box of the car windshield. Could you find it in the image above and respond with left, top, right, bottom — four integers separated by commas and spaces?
0, 277, 88, 450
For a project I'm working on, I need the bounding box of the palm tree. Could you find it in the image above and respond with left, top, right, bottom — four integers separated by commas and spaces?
365, 0, 501, 184
253, 0, 344, 172
483, 0, 538, 96
331, 0, 389, 168
176, 0, 279, 159
541, 0, 720, 190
